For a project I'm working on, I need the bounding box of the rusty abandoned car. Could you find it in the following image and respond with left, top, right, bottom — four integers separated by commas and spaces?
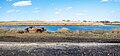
25, 26, 47, 33
17, 26, 47, 33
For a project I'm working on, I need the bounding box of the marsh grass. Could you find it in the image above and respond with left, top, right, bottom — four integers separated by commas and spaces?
0, 29, 7, 34
0, 27, 120, 39
0, 32, 120, 39
57, 28, 70, 33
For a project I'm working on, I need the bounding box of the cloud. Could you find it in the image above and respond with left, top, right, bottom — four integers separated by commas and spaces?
111, 11, 115, 13
33, 7, 40, 13
54, 8, 62, 14
101, 0, 120, 2
58, 9, 62, 11
13, 1, 32, 7
34, 7, 39, 10
76, 13, 85, 16
16, 10, 20, 12
101, 0, 109, 2
7, 10, 15, 13
7, 0, 12, 2
83, 10, 88, 12
55, 11, 60, 14
0, 7, 1, 9
33, 10, 40, 13
55, 8, 62, 11
66, 7, 73, 10
7, 9, 20, 13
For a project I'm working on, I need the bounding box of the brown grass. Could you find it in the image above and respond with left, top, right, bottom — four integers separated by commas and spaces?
0, 29, 7, 34
57, 28, 70, 33
0, 28, 120, 39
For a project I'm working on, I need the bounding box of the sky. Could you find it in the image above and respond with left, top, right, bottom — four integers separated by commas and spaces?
0, 0, 120, 21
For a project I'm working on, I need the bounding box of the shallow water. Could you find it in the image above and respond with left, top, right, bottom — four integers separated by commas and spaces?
0, 25, 120, 32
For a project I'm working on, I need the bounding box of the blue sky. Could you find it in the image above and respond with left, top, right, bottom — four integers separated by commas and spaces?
0, 0, 120, 21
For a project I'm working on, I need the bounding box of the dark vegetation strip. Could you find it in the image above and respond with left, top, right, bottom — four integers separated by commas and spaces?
0, 36, 120, 43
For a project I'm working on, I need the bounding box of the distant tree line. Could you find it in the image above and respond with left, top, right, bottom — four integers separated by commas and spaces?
61, 20, 120, 23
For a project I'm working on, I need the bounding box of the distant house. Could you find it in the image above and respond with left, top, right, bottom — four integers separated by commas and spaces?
83, 20, 87, 22
62, 20, 71, 22
99, 21, 110, 23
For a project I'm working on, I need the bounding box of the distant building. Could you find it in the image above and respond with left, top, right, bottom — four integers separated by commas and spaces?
83, 20, 87, 22
99, 21, 110, 23
62, 20, 71, 22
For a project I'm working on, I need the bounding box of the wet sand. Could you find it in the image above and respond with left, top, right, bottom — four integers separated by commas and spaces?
0, 42, 120, 56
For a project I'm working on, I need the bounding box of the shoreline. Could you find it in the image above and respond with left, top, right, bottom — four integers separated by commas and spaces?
1, 21, 120, 26
0, 21, 104, 26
